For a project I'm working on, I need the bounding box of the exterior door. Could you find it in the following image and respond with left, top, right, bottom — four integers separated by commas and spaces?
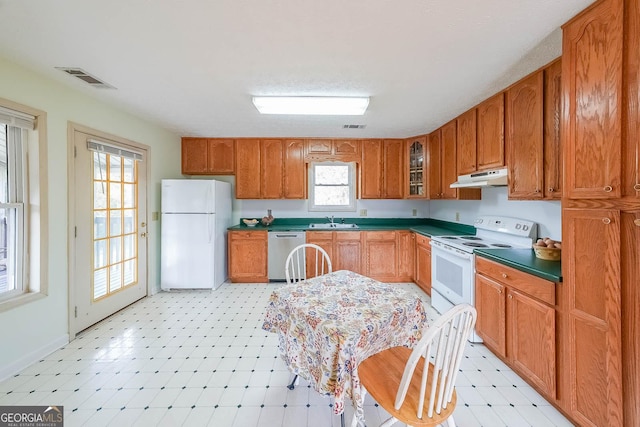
71, 127, 148, 335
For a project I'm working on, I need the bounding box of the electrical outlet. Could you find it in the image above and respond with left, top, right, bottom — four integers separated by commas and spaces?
455, 212, 460, 222
360, 209, 367, 217
152, 212, 159, 221
412, 209, 417, 217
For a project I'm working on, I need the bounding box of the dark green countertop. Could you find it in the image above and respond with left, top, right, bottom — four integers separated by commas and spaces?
475, 248, 563, 282
228, 217, 476, 235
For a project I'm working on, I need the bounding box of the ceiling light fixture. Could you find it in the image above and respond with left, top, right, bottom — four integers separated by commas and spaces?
252, 96, 369, 115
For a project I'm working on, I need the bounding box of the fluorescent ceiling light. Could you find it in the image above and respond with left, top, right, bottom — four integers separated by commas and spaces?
252, 96, 369, 115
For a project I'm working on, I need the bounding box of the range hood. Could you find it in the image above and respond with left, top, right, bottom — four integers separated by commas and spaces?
450, 168, 508, 188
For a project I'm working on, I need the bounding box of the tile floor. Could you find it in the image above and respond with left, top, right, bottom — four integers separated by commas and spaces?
0, 282, 575, 427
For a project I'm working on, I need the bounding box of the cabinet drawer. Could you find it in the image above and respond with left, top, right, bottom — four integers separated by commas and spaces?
306, 231, 333, 241
475, 257, 555, 305
364, 231, 396, 241
415, 233, 431, 247
229, 230, 267, 240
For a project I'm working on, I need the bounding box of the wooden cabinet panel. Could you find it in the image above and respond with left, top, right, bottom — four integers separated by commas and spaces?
306, 139, 333, 156
543, 59, 563, 199
475, 273, 507, 357
235, 139, 261, 199
562, 207, 622, 427
624, 0, 640, 198
406, 136, 427, 198
182, 138, 235, 175
333, 139, 360, 157
414, 234, 431, 295
427, 130, 442, 199
228, 230, 268, 282
284, 139, 306, 199
261, 139, 284, 199
334, 232, 362, 273
364, 231, 398, 281
457, 109, 477, 175
507, 71, 544, 199
383, 139, 404, 198
306, 231, 334, 279
397, 231, 414, 281
562, 0, 623, 199
508, 288, 556, 398
181, 138, 209, 174
477, 92, 505, 171
360, 139, 383, 198
440, 120, 459, 200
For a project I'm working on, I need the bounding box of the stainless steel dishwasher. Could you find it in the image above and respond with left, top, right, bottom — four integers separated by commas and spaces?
268, 231, 306, 281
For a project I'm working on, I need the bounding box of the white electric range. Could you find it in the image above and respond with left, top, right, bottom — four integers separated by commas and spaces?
430, 215, 538, 343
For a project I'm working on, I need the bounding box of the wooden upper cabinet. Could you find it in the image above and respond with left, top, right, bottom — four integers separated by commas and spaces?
235, 139, 261, 199
623, 0, 640, 198
543, 59, 563, 199
440, 120, 459, 200
507, 71, 544, 199
405, 136, 427, 198
182, 138, 235, 175
284, 139, 306, 199
562, 0, 623, 199
457, 108, 477, 175
427, 130, 442, 199
360, 139, 383, 198
477, 92, 505, 171
261, 139, 284, 199
383, 139, 405, 199
305, 139, 360, 161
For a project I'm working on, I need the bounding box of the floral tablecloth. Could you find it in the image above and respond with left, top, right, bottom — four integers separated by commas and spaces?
262, 270, 428, 421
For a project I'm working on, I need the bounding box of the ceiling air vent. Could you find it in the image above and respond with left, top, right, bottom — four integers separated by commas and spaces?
55, 67, 115, 89
342, 124, 366, 129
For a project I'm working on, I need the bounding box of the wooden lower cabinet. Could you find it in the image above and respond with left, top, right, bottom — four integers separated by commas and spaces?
334, 232, 363, 273
475, 257, 556, 400
397, 231, 415, 281
364, 231, 398, 281
414, 233, 431, 295
306, 231, 337, 279
228, 230, 268, 282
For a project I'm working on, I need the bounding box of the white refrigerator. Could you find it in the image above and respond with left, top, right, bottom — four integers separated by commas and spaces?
160, 179, 232, 290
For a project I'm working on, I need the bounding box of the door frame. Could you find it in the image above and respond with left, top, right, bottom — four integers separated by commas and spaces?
67, 122, 151, 339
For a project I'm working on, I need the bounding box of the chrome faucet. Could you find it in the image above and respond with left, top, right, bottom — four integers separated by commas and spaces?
326, 215, 335, 225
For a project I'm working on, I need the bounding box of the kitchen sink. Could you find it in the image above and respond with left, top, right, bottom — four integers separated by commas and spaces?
308, 223, 359, 229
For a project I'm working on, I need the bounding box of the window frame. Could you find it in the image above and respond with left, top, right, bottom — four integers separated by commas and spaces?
308, 161, 357, 212
0, 98, 47, 312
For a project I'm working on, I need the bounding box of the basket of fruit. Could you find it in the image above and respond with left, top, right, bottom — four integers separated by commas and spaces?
533, 237, 562, 261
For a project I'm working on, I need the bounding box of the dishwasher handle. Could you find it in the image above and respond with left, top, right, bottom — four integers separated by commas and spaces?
272, 233, 304, 238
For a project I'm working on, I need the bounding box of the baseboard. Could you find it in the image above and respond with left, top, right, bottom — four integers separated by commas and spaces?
0, 334, 69, 382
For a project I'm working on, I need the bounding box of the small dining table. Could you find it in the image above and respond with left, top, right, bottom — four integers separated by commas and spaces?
262, 270, 428, 426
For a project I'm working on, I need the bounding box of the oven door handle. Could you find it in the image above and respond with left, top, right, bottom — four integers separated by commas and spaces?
430, 240, 474, 260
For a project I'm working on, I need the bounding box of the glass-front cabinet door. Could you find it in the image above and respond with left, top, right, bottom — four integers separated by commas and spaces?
406, 136, 427, 198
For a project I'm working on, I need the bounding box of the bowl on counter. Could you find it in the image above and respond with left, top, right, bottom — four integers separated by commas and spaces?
533, 244, 561, 261
243, 219, 259, 227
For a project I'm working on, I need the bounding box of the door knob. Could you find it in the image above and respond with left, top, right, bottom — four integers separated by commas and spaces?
602, 218, 611, 224
141, 222, 147, 228
140, 232, 147, 237
634, 184, 640, 191
603, 185, 613, 192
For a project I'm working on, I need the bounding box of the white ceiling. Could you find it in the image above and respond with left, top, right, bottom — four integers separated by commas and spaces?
0, 0, 594, 139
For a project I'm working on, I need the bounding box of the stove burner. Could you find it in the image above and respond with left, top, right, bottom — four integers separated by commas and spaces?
460, 236, 482, 241
463, 242, 489, 248
440, 236, 459, 240
491, 243, 512, 248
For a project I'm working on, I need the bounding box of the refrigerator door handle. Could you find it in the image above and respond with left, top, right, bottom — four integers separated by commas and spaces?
208, 214, 213, 243
207, 184, 214, 213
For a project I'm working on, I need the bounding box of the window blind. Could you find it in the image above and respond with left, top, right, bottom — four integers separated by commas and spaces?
87, 139, 143, 161
0, 106, 36, 130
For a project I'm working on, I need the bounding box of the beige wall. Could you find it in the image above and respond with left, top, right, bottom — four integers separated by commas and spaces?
0, 56, 181, 377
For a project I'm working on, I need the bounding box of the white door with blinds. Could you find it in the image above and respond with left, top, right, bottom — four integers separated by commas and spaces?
71, 128, 148, 335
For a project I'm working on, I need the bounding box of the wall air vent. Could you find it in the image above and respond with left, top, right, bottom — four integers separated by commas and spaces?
342, 124, 366, 129
55, 67, 115, 89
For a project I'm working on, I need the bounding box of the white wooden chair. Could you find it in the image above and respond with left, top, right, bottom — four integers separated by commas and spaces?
284, 243, 332, 285
356, 303, 477, 427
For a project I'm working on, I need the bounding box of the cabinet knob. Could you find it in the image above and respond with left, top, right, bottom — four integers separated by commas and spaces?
535, 189, 541, 193
497, 289, 502, 294
602, 218, 611, 224
548, 188, 554, 193
634, 219, 640, 226
634, 184, 640, 191
603, 185, 613, 192
508, 294, 513, 299
502, 273, 508, 279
